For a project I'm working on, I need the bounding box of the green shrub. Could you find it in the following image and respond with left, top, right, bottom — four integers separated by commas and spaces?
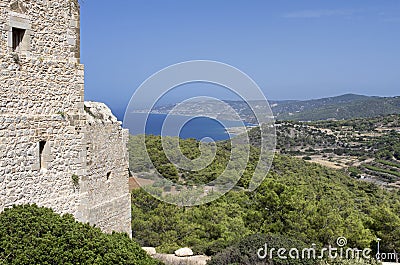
207, 234, 315, 265
364, 164, 400, 177
0, 204, 162, 265
71, 174, 79, 187
207, 234, 381, 265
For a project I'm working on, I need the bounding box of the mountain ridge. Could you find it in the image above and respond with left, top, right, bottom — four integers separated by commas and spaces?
271, 93, 400, 121
122, 94, 400, 123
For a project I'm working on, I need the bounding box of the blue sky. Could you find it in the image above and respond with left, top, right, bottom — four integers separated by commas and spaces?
80, 1, 400, 115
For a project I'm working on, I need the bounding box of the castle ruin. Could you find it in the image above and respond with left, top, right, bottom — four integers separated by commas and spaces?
0, 0, 132, 235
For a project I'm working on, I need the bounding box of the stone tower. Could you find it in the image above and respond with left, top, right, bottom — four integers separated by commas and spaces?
0, 0, 131, 235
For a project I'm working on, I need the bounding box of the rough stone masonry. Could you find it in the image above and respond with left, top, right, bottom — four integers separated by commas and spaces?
0, 0, 131, 235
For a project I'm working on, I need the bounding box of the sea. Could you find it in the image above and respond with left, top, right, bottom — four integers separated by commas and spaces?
123, 113, 251, 141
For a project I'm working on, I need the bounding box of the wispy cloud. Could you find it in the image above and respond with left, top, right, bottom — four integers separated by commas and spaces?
378, 10, 400, 22
283, 9, 356, 19
382, 17, 400, 22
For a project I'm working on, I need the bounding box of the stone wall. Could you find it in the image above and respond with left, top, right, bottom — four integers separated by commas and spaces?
0, 0, 85, 216
82, 102, 131, 235
0, 0, 131, 235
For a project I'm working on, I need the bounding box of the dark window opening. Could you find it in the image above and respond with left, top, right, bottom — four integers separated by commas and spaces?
39, 141, 46, 169
12, 27, 25, 51
106, 172, 111, 180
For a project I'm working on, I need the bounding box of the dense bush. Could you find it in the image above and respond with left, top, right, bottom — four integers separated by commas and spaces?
128, 115, 400, 261
0, 205, 162, 265
207, 234, 383, 265
131, 154, 400, 257
207, 234, 315, 265
131, 188, 253, 255
129, 134, 253, 187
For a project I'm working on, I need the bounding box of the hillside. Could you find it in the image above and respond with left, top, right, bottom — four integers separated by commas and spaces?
272, 94, 400, 121
145, 94, 400, 123
128, 133, 400, 262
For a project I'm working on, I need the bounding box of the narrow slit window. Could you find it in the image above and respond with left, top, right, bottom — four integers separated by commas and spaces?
12, 27, 25, 51
39, 141, 46, 169
106, 172, 111, 181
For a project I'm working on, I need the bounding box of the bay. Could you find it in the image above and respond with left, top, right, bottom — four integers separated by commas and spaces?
125, 113, 249, 141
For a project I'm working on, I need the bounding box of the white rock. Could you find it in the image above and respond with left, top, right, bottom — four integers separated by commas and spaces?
84, 101, 118, 123
175, 247, 194, 257
155, 254, 210, 265
142, 247, 157, 256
